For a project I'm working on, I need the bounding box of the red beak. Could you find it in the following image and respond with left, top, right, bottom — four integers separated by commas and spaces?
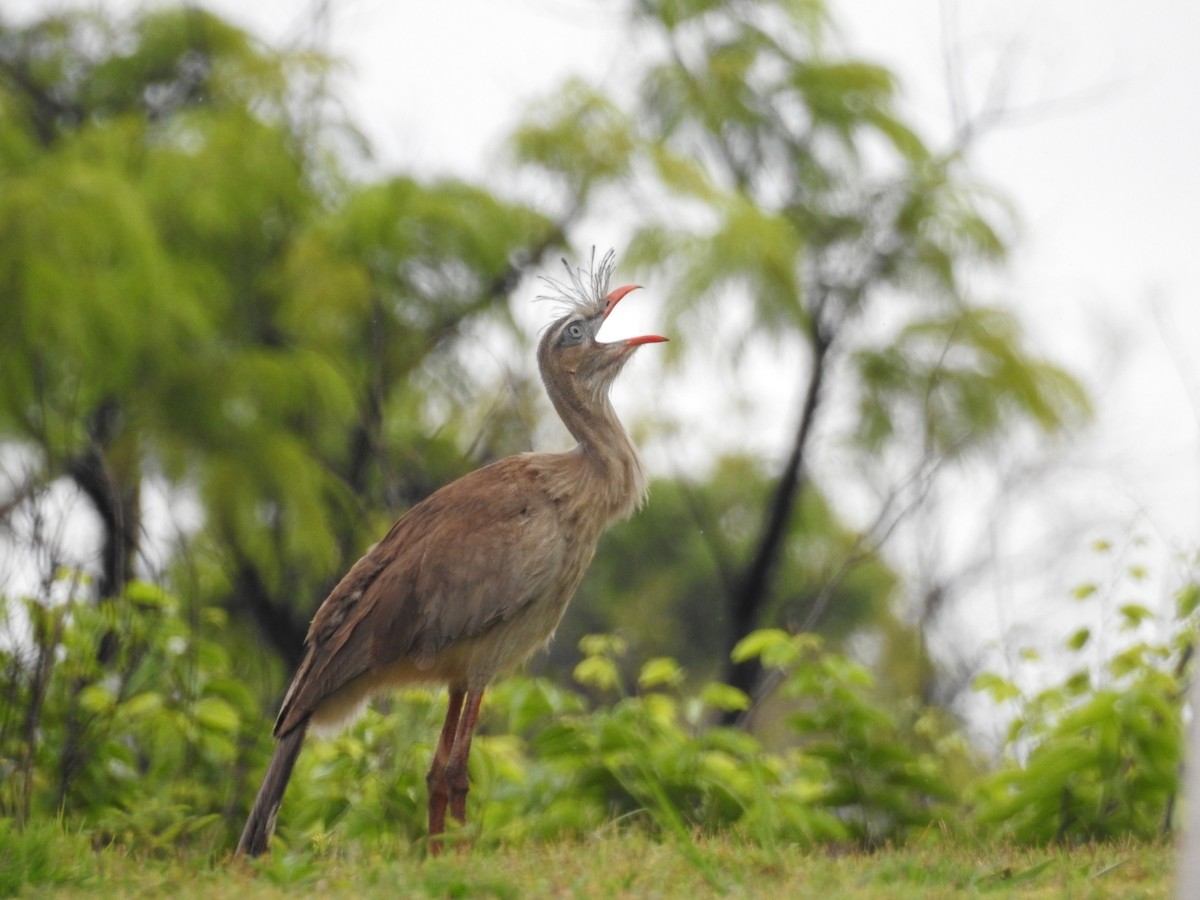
600, 284, 668, 346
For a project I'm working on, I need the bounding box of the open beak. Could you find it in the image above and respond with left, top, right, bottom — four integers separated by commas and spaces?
600, 284, 668, 347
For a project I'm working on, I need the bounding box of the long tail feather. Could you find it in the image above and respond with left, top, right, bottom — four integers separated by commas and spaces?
236, 721, 308, 857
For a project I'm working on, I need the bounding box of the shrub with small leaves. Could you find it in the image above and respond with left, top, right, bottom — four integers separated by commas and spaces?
535, 634, 846, 846
972, 546, 1198, 844
0, 578, 262, 851
266, 631, 963, 852
732, 629, 960, 846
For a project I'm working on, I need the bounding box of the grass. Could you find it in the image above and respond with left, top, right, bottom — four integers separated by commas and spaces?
2, 822, 1175, 899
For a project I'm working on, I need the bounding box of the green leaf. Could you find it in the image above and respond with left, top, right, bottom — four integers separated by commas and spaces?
1066, 628, 1091, 651
1177, 583, 1200, 618
120, 692, 164, 720
124, 580, 175, 610
1109, 644, 1151, 679
1072, 582, 1099, 601
638, 657, 685, 691
1063, 669, 1092, 695
193, 696, 240, 734
972, 672, 1021, 703
578, 633, 627, 659
700, 682, 751, 713
1118, 603, 1154, 630
730, 628, 793, 664
649, 143, 721, 203
573, 656, 621, 693
78, 683, 116, 714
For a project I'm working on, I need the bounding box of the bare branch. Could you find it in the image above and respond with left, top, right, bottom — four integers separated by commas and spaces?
0, 467, 50, 527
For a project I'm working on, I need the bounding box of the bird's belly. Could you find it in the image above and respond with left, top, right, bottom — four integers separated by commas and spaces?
311, 587, 575, 733
422, 588, 574, 688
308, 535, 598, 733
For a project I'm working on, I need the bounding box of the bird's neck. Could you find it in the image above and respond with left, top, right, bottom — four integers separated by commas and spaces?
543, 378, 648, 523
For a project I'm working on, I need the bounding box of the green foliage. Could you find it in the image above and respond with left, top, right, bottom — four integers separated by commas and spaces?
3, 0, 1092, 753
0, 0, 1158, 880
256, 637, 844, 853
972, 553, 1197, 844
734, 630, 962, 846
853, 305, 1092, 456
267, 631, 949, 855
3, 555, 1193, 863
531, 636, 847, 847
0, 579, 263, 851
555, 456, 899, 680
0, 5, 558, 667
512, 0, 1089, 706
509, 79, 636, 199
600, 0, 1018, 336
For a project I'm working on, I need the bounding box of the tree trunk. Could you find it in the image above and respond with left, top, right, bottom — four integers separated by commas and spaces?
67, 399, 140, 602
721, 332, 830, 721
233, 560, 309, 671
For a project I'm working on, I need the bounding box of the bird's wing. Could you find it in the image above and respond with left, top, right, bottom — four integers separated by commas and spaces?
274, 455, 571, 735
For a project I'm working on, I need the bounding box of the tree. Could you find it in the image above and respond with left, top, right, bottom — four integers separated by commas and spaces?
513, 0, 1089, 710
543, 455, 898, 683
0, 7, 562, 675
1, 0, 1089, 724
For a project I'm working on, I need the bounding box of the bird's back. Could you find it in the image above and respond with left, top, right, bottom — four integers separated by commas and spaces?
274, 449, 613, 736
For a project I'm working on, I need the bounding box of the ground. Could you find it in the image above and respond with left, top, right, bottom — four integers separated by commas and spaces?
6, 827, 1175, 898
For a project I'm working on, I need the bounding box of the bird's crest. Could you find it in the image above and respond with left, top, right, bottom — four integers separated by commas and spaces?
537, 248, 618, 319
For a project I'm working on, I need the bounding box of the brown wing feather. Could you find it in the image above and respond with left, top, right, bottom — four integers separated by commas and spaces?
274, 454, 570, 736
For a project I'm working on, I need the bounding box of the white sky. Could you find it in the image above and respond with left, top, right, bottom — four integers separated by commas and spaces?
9, 0, 1200, 695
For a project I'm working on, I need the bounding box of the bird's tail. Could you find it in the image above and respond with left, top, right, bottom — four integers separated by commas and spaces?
236, 721, 308, 857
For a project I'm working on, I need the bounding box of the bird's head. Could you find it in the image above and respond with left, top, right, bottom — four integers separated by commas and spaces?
537, 250, 666, 402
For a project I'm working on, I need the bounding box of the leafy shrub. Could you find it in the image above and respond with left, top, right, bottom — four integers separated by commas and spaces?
972, 552, 1198, 844
266, 641, 846, 853
0, 577, 264, 851
266, 630, 954, 853
7, 556, 1191, 861
733, 629, 961, 846
268, 693, 442, 851
532, 634, 846, 846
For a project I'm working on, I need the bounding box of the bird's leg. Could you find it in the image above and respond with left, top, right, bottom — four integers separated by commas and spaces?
445, 689, 484, 828
427, 685, 466, 855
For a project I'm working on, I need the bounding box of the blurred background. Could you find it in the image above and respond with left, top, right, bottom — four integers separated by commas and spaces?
1, 0, 1197, 846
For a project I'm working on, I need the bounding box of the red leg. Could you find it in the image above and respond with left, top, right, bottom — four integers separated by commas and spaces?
427, 686, 466, 854
445, 689, 484, 827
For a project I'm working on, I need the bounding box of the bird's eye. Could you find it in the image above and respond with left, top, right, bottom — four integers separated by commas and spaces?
564, 322, 585, 342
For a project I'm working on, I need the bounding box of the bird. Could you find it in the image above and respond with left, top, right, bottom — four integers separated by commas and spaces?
236, 250, 666, 857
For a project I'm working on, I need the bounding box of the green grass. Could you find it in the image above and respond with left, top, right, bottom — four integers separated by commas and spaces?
2, 822, 1174, 898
